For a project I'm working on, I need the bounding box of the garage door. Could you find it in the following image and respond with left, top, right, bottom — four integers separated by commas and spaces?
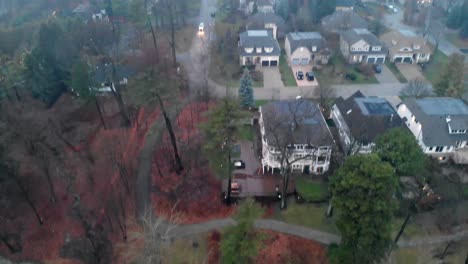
394, 57, 402, 63
270, 60, 278, 66
262, 61, 269, 66
367, 57, 376, 64
376, 58, 384, 64
291, 58, 300, 65
300, 58, 309, 65
403, 57, 412, 63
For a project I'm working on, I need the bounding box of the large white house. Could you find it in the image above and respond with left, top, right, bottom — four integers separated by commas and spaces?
397, 98, 468, 163
239, 30, 281, 67
259, 100, 334, 174
284, 32, 331, 65
340, 28, 387, 64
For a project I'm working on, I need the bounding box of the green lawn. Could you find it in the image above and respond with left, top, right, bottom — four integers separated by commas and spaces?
279, 53, 297, 86
342, 67, 379, 84
316, 55, 378, 85
276, 203, 339, 234
385, 61, 408, 83
446, 32, 468, 48
422, 50, 449, 85
255, 100, 270, 107
463, 184, 468, 199
238, 125, 254, 141
296, 178, 329, 202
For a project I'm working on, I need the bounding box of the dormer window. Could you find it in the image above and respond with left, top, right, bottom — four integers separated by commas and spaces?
256, 47, 262, 53
391, 40, 397, 45
312, 46, 317, 52
264, 47, 273, 53
413, 44, 420, 50
245, 47, 254, 53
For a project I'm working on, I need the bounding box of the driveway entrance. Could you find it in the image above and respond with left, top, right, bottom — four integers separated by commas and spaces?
260, 67, 284, 88
375, 64, 399, 83
396, 64, 427, 81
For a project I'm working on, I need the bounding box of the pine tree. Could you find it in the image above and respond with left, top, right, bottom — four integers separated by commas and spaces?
238, 68, 254, 109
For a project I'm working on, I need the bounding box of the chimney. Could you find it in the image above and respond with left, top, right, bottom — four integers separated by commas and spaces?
446, 116, 451, 123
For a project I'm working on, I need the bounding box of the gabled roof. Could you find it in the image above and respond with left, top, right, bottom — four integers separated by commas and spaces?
380, 30, 433, 54
322, 11, 368, 32
239, 30, 281, 56
342, 28, 382, 46
334, 91, 403, 144
286, 32, 329, 54
247, 12, 286, 28
260, 100, 334, 147
402, 98, 468, 146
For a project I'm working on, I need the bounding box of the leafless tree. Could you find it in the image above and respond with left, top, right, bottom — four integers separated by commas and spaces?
261, 99, 332, 209
314, 75, 335, 116
137, 204, 181, 264
399, 78, 432, 98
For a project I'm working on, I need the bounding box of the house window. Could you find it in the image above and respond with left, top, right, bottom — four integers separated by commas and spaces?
312, 46, 317, 52
435, 146, 444, 152
429, 147, 433, 151
420, 53, 426, 58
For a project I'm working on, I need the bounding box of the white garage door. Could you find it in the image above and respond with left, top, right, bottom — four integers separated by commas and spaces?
292, 58, 300, 65
300, 58, 309, 65
367, 57, 376, 64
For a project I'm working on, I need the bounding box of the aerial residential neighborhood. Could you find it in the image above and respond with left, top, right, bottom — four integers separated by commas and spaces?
0, 0, 467, 263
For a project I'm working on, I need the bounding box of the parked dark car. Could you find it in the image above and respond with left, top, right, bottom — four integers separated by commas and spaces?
306, 71, 314, 81
296, 71, 304, 80
233, 160, 245, 169
374, 64, 382, 74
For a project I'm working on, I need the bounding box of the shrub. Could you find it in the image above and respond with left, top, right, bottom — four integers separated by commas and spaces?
250, 70, 263, 83
345, 73, 357, 81
359, 64, 374, 78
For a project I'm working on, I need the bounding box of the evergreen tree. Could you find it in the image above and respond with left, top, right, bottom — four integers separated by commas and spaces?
461, 20, 468, 38
252, 2, 258, 14
330, 155, 397, 264
447, 8, 462, 29
238, 68, 254, 109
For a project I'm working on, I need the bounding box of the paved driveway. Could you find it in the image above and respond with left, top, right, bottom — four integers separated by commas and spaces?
260, 67, 283, 88
375, 64, 400, 83
234, 140, 261, 175
396, 64, 427, 81
291, 65, 319, 87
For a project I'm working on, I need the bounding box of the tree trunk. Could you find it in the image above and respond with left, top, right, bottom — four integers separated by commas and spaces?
280, 168, 290, 210
111, 83, 131, 127
393, 212, 411, 245
0, 236, 20, 253
167, 0, 177, 68
157, 95, 183, 174
95, 97, 107, 129
145, 0, 159, 62
15, 177, 43, 225
226, 149, 232, 204
326, 195, 333, 217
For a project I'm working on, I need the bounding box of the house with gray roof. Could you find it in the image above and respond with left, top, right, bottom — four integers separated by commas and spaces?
259, 100, 334, 174
340, 28, 387, 64
246, 12, 286, 39
322, 11, 368, 33
284, 32, 331, 65
397, 98, 468, 163
380, 30, 433, 64
239, 30, 281, 67
331, 91, 403, 155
